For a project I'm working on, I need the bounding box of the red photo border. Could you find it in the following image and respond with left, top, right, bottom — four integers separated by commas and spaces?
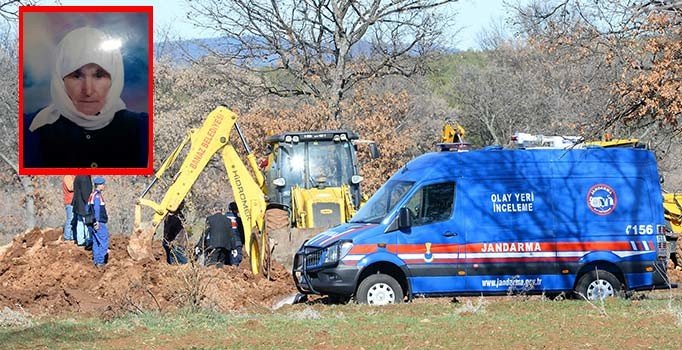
18, 6, 154, 175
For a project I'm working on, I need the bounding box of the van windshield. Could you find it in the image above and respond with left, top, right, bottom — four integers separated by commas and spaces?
351, 180, 414, 224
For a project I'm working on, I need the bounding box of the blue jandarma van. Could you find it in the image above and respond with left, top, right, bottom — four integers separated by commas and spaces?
293, 147, 673, 304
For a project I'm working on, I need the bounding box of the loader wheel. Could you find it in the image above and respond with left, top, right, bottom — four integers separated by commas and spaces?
262, 236, 276, 279
265, 208, 289, 232
356, 274, 403, 305
249, 231, 262, 276
249, 229, 274, 279
575, 269, 621, 301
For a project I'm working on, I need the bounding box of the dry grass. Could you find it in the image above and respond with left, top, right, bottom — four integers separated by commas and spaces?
2, 291, 681, 349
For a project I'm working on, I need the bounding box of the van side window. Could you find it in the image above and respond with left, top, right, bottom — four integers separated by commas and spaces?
404, 182, 455, 226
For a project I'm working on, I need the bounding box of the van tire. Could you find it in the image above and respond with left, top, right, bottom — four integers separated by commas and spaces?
575, 269, 621, 301
356, 274, 403, 305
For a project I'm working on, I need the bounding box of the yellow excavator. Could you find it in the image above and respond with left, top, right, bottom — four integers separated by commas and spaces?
665, 193, 682, 235
127, 107, 269, 274
128, 106, 378, 274
260, 130, 378, 231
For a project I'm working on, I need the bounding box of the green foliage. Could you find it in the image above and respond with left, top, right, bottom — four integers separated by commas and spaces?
427, 51, 487, 100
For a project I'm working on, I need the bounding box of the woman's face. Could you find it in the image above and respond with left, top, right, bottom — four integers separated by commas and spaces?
63, 63, 112, 116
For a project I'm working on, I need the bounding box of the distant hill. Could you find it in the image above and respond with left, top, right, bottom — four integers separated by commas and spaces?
155, 37, 228, 63
154, 36, 455, 64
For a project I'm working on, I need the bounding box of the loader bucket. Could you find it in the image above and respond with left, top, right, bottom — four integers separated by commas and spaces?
127, 227, 155, 261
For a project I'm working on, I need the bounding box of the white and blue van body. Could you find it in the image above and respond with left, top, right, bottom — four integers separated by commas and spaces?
292, 147, 672, 303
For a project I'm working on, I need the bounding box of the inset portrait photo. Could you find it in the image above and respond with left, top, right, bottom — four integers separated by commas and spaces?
19, 6, 153, 175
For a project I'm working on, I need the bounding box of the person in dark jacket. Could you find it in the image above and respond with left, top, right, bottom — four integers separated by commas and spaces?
163, 202, 188, 265
23, 27, 148, 169
88, 177, 109, 267
199, 207, 237, 267
71, 175, 92, 248
226, 202, 244, 266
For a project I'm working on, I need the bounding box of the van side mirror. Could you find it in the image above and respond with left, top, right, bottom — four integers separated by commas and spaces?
386, 207, 413, 232
398, 207, 412, 229
369, 143, 380, 159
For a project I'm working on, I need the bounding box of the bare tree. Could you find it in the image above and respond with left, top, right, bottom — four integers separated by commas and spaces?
186, 0, 458, 122
0, 0, 36, 22
0, 1, 45, 230
441, 38, 615, 147
513, 0, 682, 130
0, 16, 37, 229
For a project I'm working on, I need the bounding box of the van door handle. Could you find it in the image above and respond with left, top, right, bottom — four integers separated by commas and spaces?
443, 232, 458, 237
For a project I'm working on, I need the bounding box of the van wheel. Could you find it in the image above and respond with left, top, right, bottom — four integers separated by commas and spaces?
356, 274, 403, 305
575, 269, 621, 301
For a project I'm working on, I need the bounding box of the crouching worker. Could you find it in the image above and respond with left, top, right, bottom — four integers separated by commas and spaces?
199, 207, 236, 267
163, 202, 188, 264
88, 177, 109, 267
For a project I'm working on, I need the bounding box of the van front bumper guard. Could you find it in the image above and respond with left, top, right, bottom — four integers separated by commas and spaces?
292, 246, 358, 296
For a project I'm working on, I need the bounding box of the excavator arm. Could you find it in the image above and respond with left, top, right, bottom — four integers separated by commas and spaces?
127, 106, 268, 275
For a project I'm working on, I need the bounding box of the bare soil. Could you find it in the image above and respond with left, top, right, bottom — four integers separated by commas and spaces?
0, 228, 680, 318
0, 228, 296, 316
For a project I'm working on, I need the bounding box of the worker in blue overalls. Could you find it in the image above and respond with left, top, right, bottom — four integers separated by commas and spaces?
88, 177, 109, 267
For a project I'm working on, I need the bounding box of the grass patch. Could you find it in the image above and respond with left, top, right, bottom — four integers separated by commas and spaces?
1, 294, 682, 349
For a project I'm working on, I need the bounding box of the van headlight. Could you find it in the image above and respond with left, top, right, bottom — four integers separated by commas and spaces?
323, 241, 353, 264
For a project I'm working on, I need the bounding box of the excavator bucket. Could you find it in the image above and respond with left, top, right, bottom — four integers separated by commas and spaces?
127, 204, 156, 261
127, 227, 156, 261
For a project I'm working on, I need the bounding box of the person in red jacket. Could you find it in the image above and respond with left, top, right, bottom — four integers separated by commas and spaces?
62, 175, 75, 241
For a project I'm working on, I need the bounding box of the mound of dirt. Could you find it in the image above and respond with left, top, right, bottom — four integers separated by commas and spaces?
0, 228, 296, 316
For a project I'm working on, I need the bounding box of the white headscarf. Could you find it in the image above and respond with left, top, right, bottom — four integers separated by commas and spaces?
29, 27, 126, 132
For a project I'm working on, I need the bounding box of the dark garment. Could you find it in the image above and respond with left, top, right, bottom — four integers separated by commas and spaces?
229, 248, 243, 266
24, 109, 149, 168
163, 214, 188, 265
234, 215, 245, 247
163, 214, 185, 243
205, 247, 229, 267
203, 213, 235, 250
71, 175, 92, 216
89, 192, 108, 223
163, 240, 188, 264
226, 212, 244, 247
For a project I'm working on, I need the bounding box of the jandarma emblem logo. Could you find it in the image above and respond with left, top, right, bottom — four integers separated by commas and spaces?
587, 184, 617, 215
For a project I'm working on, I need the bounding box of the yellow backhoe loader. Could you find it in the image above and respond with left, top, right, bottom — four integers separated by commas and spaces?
664, 193, 682, 235
128, 106, 378, 273
260, 130, 378, 231
127, 106, 269, 274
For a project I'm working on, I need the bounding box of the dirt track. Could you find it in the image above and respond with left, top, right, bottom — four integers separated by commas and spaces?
0, 228, 296, 316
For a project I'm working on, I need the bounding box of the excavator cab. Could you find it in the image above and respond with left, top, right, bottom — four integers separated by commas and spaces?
262, 131, 365, 229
